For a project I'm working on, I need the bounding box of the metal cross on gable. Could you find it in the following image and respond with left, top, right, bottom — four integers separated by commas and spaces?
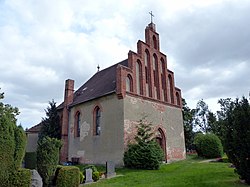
149, 11, 154, 23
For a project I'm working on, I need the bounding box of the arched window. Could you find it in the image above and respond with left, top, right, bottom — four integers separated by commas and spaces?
126, 75, 133, 92
168, 75, 174, 104
144, 50, 150, 97
161, 58, 167, 102
153, 35, 157, 49
153, 54, 159, 99
176, 92, 181, 106
75, 111, 81, 137
136, 60, 143, 95
94, 106, 101, 136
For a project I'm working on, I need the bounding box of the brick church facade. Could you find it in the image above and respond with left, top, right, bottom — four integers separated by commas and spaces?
57, 22, 186, 166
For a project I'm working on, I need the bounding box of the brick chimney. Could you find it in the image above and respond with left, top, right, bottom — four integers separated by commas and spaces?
60, 79, 74, 162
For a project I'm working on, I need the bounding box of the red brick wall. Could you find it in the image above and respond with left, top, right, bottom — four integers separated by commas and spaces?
60, 79, 74, 162
116, 23, 182, 108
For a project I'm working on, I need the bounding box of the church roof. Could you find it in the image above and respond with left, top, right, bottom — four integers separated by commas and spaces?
59, 59, 128, 108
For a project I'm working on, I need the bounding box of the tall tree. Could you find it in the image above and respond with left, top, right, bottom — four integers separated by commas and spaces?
182, 99, 195, 151
39, 100, 61, 140
194, 99, 216, 133
223, 97, 250, 184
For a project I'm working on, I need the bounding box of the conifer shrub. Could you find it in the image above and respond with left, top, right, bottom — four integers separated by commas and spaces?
92, 171, 100, 182
123, 118, 164, 170
194, 133, 223, 158
37, 137, 62, 187
56, 166, 80, 187
11, 168, 31, 187
0, 117, 27, 185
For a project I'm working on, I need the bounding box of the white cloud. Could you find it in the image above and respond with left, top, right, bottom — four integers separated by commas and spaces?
0, 0, 249, 128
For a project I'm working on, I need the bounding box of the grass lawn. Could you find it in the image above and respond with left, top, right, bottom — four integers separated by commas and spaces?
84, 155, 245, 187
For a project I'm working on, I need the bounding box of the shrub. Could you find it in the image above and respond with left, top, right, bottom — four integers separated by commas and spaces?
11, 168, 31, 187
79, 171, 85, 184
193, 133, 203, 156
37, 137, 62, 187
52, 165, 63, 186
92, 171, 100, 182
24, 152, 37, 169
0, 119, 27, 186
124, 118, 164, 170
194, 133, 223, 158
56, 166, 80, 187
82, 165, 98, 173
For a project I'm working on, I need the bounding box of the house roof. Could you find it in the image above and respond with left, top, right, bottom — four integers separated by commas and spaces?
26, 122, 42, 133
58, 59, 128, 109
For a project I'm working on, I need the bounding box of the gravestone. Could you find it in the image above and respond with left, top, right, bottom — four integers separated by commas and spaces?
105, 161, 116, 178
85, 168, 93, 183
30, 169, 43, 187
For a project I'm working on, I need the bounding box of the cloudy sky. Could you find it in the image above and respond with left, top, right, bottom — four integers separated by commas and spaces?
1, 0, 249, 129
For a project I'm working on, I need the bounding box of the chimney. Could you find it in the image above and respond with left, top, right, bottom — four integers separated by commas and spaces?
60, 79, 74, 162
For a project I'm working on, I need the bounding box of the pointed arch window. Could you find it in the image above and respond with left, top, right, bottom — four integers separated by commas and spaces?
168, 75, 174, 104
144, 50, 150, 97
176, 92, 181, 106
153, 54, 159, 99
136, 60, 143, 95
161, 58, 167, 102
126, 75, 133, 92
75, 111, 81, 137
94, 106, 101, 136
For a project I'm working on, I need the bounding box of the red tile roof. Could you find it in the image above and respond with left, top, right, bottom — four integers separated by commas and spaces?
58, 59, 128, 109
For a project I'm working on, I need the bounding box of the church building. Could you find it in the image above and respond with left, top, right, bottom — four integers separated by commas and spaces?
57, 21, 186, 166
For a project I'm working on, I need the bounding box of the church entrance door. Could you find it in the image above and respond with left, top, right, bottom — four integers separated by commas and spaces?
156, 128, 167, 161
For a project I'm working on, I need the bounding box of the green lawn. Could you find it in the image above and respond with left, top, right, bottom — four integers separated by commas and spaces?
85, 155, 245, 187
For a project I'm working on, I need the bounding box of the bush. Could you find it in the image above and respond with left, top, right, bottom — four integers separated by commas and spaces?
194, 133, 223, 158
37, 137, 62, 187
124, 141, 163, 169
0, 120, 27, 186
82, 165, 98, 173
124, 118, 164, 170
56, 166, 80, 187
24, 152, 37, 169
92, 171, 100, 182
11, 168, 31, 187
52, 165, 63, 186
83, 165, 99, 182
79, 171, 84, 184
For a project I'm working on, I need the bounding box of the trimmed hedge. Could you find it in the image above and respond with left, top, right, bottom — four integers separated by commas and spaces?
24, 152, 37, 169
11, 168, 31, 187
37, 137, 62, 187
194, 133, 223, 158
56, 166, 80, 187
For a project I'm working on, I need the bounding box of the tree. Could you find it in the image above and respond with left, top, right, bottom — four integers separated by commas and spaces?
194, 99, 216, 133
0, 88, 27, 186
182, 99, 195, 151
124, 118, 164, 170
223, 97, 250, 184
39, 100, 61, 140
